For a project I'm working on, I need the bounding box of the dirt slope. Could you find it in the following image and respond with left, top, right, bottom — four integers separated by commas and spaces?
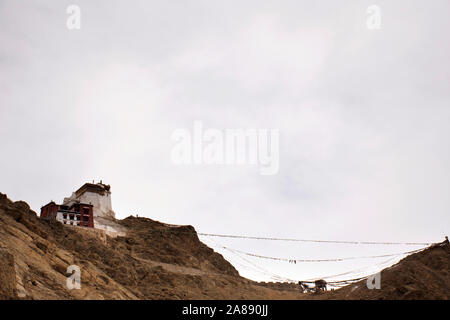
312, 242, 450, 300
1, 192, 448, 300
0, 192, 302, 300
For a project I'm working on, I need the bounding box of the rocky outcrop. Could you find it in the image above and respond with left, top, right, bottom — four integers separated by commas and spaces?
0, 248, 16, 299
0, 192, 302, 300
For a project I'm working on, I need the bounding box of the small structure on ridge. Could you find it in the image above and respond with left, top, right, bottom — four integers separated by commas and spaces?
40, 181, 116, 229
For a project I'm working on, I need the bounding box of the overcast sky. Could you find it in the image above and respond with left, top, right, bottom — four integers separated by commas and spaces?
1, 0, 449, 282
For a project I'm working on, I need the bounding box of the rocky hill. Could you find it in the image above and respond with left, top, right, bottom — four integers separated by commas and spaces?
0, 192, 302, 299
0, 192, 448, 300
318, 241, 450, 300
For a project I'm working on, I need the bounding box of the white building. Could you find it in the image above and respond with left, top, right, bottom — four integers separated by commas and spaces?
63, 182, 116, 219
42, 181, 126, 237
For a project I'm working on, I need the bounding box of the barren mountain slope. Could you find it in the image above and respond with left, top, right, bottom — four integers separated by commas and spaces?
0, 193, 303, 300
1, 192, 448, 300
314, 242, 450, 300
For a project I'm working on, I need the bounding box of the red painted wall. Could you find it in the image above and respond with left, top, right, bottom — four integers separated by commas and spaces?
40, 202, 94, 228
40, 203, 59, 219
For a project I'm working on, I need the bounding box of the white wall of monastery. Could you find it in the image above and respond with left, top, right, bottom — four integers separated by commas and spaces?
64, 191, 115, 219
